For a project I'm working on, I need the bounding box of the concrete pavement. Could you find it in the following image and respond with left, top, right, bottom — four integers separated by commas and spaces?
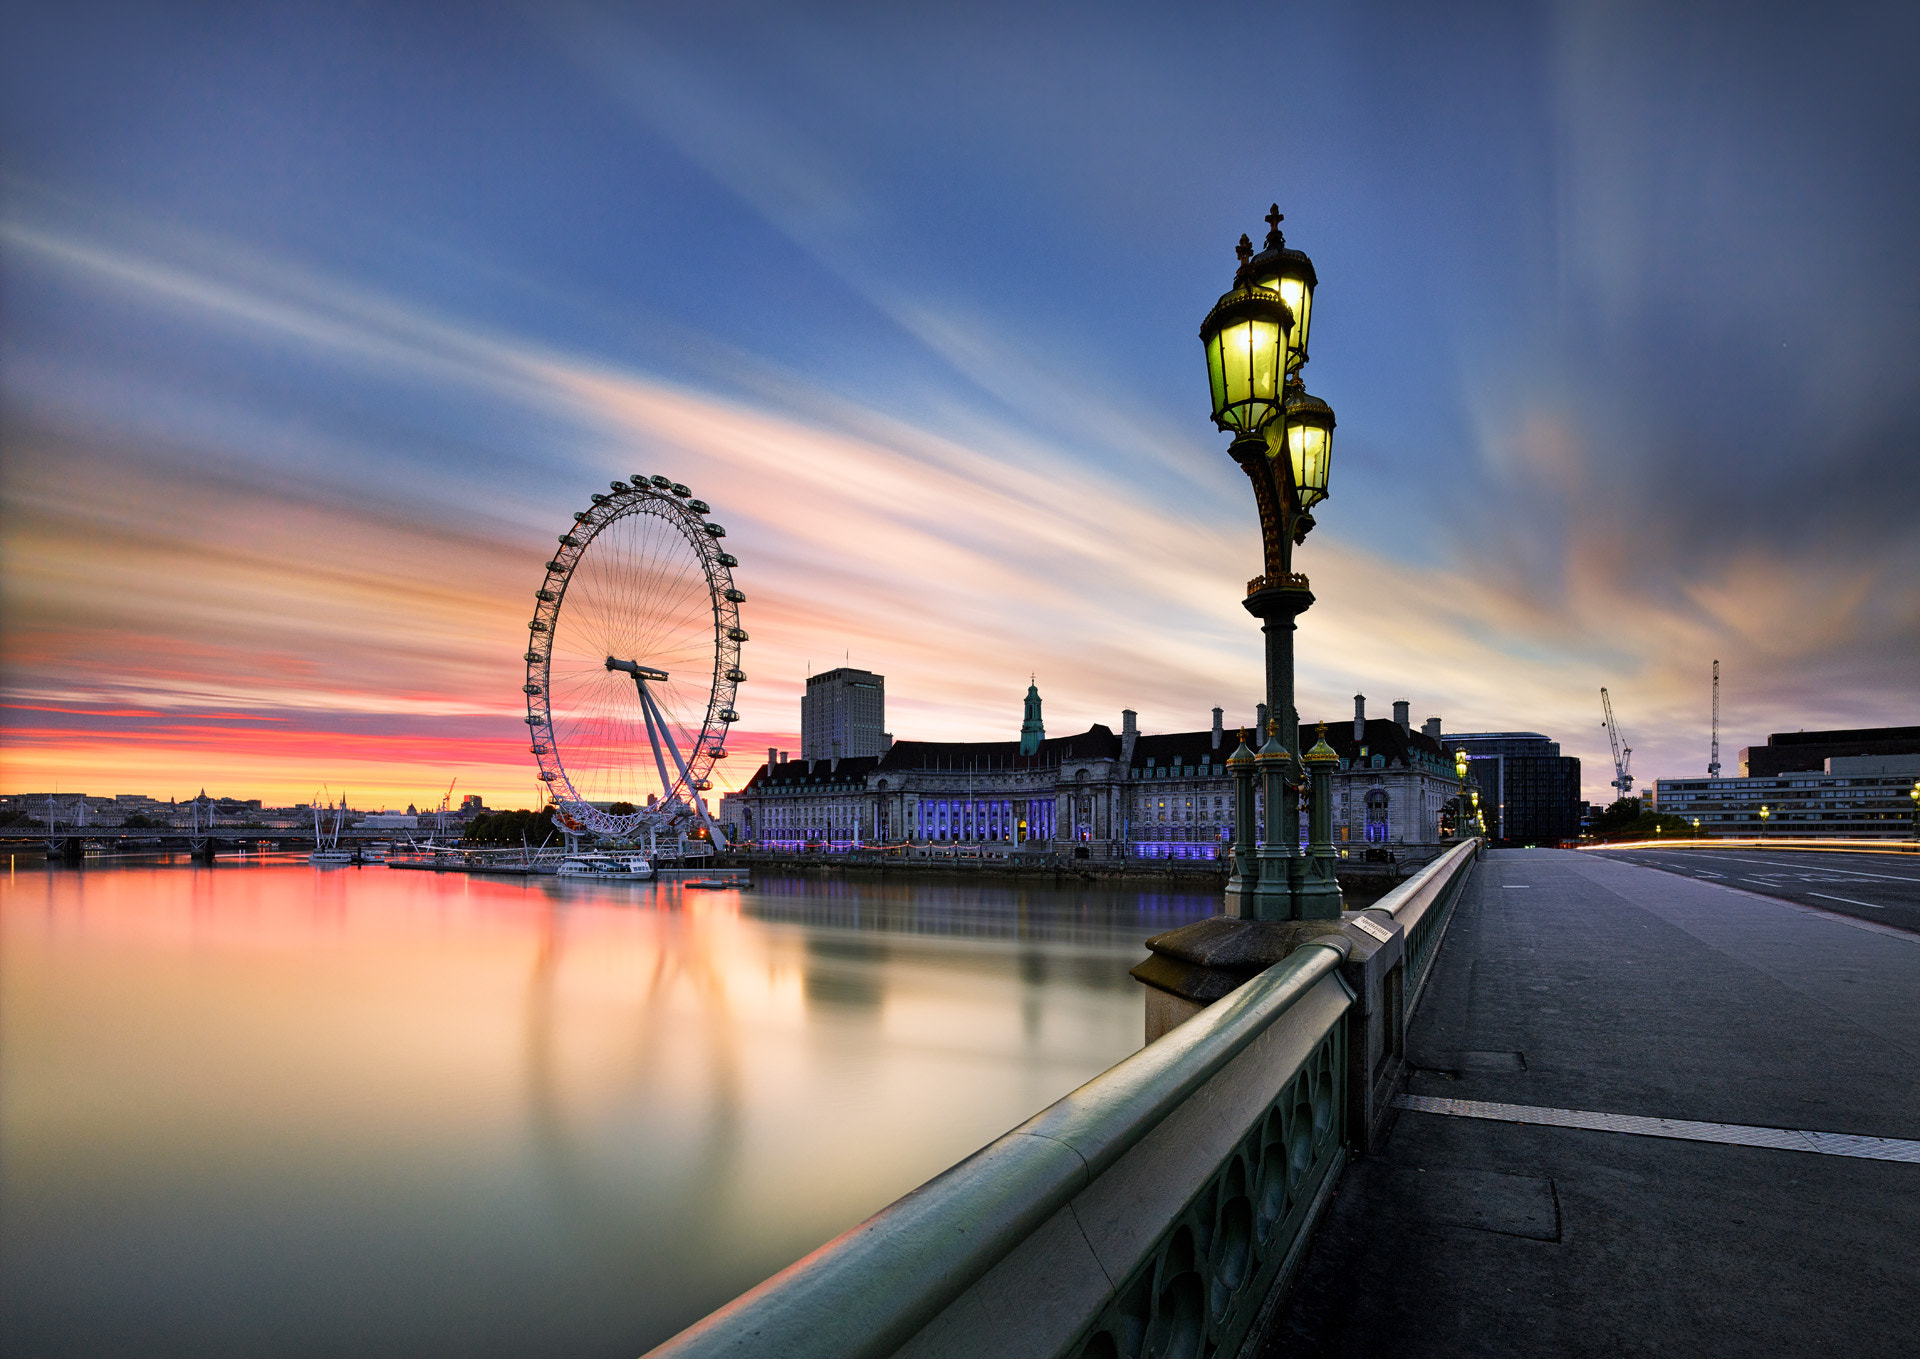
1261, 848, 1920, 1358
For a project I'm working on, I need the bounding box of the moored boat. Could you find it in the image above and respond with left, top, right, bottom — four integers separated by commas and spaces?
555, 853, 654, 879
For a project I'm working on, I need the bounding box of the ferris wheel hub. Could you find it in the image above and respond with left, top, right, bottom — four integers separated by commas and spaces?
605, 657, 670, 682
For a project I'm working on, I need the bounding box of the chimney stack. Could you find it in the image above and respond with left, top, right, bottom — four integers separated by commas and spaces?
1211, 707, 1224, 749
1353, 694, 1366, 743
1122, 709, 1138, 738
1393, 700, 1410, 734
1422, 716, 1442, 741
768, 747, 778, 770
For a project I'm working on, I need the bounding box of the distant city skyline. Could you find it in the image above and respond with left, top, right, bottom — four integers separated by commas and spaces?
3, 4, 1914, 808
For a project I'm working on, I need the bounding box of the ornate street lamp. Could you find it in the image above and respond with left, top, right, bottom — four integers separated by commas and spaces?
1453, 748, 1474, 842
1205, 205, 1338, 921
1908, 780, 1918, 840
1758, 804, 1770, 840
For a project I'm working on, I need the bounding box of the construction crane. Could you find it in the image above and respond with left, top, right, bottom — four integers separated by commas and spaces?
1708, 660, 1722, 779
1599, 687, 1633, 801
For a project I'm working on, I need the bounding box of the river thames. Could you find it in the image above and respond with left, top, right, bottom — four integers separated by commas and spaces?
0, 855, 1215, 1357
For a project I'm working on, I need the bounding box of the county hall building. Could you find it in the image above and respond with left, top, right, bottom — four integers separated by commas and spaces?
720, 679, 1464, 859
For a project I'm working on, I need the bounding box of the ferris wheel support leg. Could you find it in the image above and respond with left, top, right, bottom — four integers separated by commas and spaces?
631, 678, 682, 811
635, 679, 730, 852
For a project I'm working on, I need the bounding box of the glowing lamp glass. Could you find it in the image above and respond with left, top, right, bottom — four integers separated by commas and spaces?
1273, 387, 1336, 508
1251, 259, 1315, 371
1200, 287, 1293, 434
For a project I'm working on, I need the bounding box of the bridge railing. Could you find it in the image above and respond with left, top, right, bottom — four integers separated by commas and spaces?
649, 841, 1481, 1359
1375, 838, 1479, 1004
648, 943, 1352, 1359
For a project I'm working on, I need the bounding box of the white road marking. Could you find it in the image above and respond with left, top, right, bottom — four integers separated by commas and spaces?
1806, 891, 1885, 910
1594, 860, 1920, 944
1670, 853, 1920, 884
1394, 1095, 1920, 1164
1502, 885, 1532, 889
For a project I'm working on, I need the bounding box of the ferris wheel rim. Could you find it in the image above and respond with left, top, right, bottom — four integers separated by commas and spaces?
522, 477, 744, 837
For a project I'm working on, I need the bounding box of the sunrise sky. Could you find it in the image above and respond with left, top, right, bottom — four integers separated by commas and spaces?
3, 3, 1915, 810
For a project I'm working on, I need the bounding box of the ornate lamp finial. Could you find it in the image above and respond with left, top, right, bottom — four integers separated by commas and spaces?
1236, 234, 1253, 266
1264, 204, 1284, 248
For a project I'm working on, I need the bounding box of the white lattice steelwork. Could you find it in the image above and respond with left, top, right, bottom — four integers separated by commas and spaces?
524, 475, 744, 841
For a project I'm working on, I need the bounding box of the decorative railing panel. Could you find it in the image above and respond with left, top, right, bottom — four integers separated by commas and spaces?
1061, 1022, 1344, 1359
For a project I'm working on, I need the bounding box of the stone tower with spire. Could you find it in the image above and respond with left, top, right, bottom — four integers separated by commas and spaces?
1019, 679, 1046, 755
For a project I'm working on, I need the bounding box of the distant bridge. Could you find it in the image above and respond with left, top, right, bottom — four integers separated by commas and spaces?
1, 825, 418, 861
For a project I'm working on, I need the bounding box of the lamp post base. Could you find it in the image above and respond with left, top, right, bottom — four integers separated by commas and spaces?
1224, 872, 1258, 918
1295, 857, 1343, 919
1249, 846, 1294, 921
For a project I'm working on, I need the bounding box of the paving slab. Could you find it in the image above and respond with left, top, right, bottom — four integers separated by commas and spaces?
1260, 848, 1920, 1358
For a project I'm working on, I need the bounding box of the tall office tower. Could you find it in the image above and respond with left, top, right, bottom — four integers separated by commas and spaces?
801, 667, 889, 761
1442, 731, 1582, 844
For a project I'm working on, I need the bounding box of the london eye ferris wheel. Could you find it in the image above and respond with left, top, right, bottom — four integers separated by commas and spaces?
524, 475, 746, 843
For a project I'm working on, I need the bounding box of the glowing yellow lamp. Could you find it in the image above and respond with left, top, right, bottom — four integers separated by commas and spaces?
1200, 283, 1292, 434
1271, 386, 1335, 509
1245, 205, 1318, 371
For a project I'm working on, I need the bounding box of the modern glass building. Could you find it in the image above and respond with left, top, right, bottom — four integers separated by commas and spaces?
1655, 765, 1920, 838
1442, 732, 1582, 846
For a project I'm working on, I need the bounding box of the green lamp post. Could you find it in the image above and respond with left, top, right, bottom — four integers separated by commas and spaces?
1226, 729, 1258, 896
1758, 804, 1770, 840
1453, 748, 1473, 842
1908, 780, 1918, 841
1300, 723, 1343, 915
1202, 205, 1335, 920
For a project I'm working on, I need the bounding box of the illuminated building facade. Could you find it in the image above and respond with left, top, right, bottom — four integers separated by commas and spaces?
725, 689, 1462, 858
1656, 756, 1920, 838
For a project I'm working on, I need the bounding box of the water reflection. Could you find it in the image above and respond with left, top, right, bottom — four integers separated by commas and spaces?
0, 859, 1215, 1357
746, 872, 1220, 945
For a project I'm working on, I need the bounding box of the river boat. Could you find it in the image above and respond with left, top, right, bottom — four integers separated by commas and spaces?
309, 849, 356, 865
681, 877, 746, 889
556, 854, 654, 880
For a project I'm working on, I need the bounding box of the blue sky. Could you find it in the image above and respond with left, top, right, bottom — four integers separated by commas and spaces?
2, 2, 1915, 807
